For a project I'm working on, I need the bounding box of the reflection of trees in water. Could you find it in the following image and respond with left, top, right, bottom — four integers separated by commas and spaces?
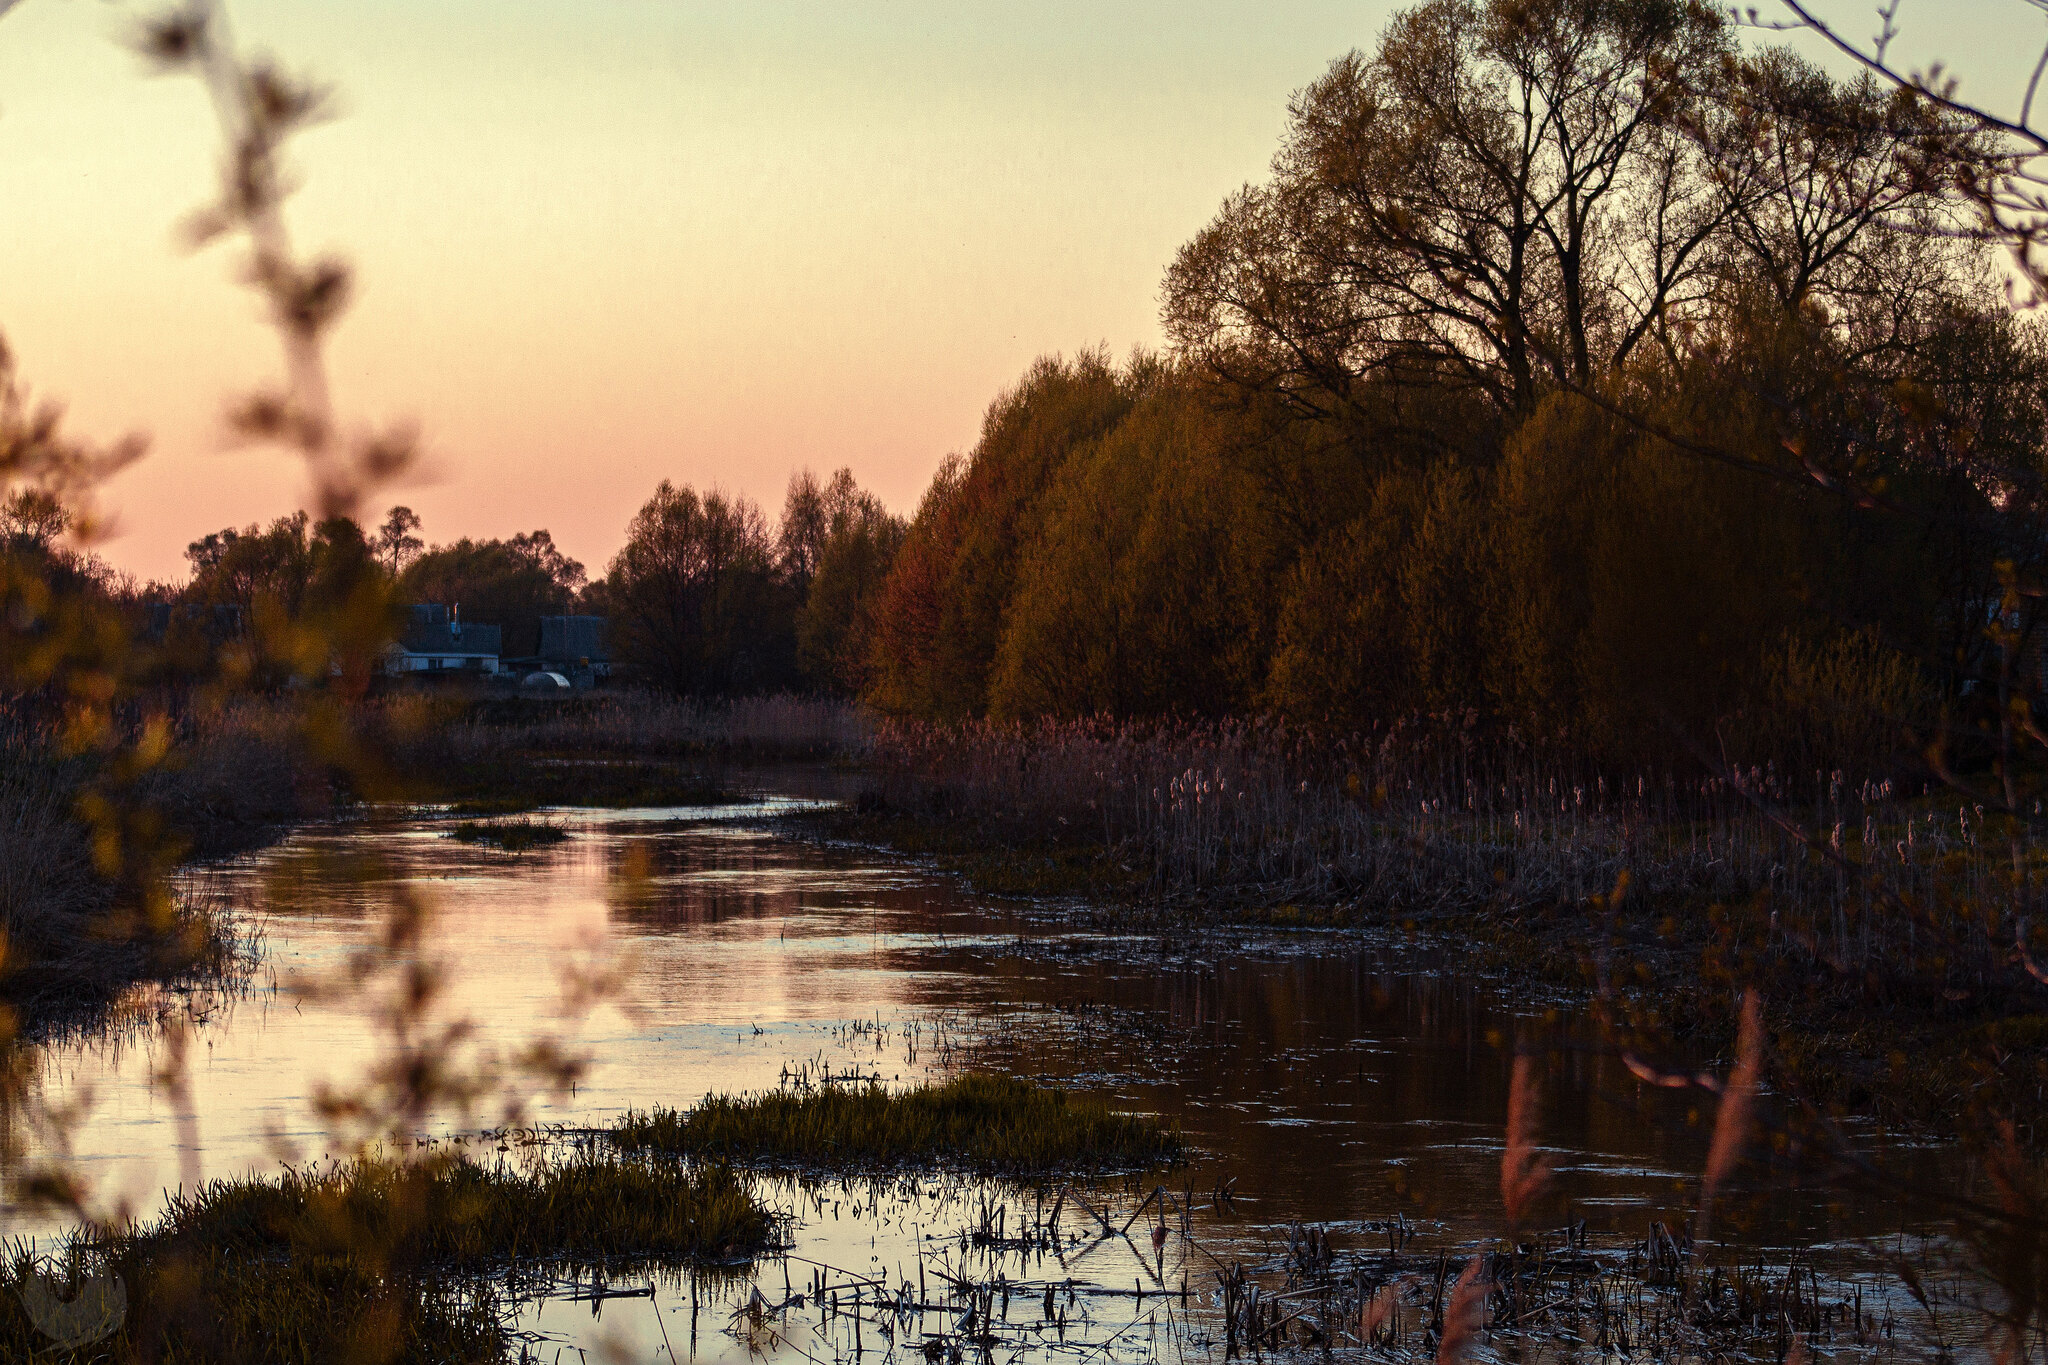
895, 941, 1943, 1251
600, 826, 987, 934
86, 814, 1958, 1270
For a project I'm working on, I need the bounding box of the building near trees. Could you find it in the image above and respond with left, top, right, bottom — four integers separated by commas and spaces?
378, 604, 503, 677
536, 615, 611, 682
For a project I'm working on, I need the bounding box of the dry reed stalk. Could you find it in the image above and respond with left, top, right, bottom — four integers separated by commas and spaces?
1501, 1052, 1552, 1232
868, 715, 2022, 996
1437, 1257, 1490, 1364
1700, 989, 1764, 1237
1361, 1275, 1415, 1343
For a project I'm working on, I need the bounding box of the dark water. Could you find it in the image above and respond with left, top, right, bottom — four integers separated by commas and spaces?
1, 777, 1961, 1361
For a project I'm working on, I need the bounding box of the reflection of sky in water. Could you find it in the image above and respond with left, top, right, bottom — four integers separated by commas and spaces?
1, 787, 1968, 1359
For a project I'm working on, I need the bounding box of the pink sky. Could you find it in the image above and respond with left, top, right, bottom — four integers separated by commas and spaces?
0, 0, 2030, 583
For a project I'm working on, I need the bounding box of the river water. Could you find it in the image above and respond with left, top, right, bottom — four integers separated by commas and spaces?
1, 779, 1964, 1362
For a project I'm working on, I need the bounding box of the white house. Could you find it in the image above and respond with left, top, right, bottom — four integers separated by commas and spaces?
380, 603, 503, 676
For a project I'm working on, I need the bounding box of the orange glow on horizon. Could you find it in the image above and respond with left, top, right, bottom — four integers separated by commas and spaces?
0, 0, 2026, 582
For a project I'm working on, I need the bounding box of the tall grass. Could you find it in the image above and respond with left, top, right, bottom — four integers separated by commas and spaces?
866, 715, 2038, 992
0, 713, 256, 1025
427, 690, 872, 763
0, 1151, 775, 1363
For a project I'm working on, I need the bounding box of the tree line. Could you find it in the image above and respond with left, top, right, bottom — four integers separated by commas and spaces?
0, 462, 905, 697
12, 0, 2040, 771
842, 0, 2044, 771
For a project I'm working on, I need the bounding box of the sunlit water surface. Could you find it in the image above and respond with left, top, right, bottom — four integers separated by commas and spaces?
2, 777, 1968, 1362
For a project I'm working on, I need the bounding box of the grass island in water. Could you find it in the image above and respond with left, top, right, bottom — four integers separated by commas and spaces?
610, 1074, 1181, 1175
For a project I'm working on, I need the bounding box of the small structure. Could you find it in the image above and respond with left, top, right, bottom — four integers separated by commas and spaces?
537, 615, 611, 683
521, 670, 572, 689
381, 603, 502, 677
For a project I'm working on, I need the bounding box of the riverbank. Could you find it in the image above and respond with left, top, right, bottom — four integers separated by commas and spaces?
0, 692, 863, 1032
0, 720, 292, 1034
777, 784, 2048, 1152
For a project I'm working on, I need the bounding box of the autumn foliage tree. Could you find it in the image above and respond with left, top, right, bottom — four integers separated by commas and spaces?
849, 0, 2041, 775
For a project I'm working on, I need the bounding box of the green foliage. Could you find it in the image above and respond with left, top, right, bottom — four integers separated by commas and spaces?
868, 353, 1144, 718
855, 320, 2019, 768
610, 1075, 1180, 1175
793, 469, 908, 695
991, 369, 1259, 718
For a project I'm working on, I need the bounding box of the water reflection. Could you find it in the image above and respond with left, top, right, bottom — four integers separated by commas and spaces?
0, 785, 1958, 1360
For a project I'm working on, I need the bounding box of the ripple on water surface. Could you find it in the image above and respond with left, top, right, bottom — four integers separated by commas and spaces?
2, 779, 1969, 1361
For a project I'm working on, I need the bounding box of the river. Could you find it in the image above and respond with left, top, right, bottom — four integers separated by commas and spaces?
1, 777, 1964, 1361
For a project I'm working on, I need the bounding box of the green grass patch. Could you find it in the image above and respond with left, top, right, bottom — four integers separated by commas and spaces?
609, 1074, 1180, 1175
447, 819, 571, 852
0, 1152, 775, 1363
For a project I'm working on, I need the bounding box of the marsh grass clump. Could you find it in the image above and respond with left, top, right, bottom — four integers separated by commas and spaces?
141, 1151, 775, 1266
447, 819, 570, 853
0, 1152, 775, 1363
610, 1074, 1180, 1174
0, 718, 260, 1029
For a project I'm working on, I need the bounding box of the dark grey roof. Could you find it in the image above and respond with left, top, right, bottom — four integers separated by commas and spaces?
400, 603, 502, 657
539, 615, 608, 664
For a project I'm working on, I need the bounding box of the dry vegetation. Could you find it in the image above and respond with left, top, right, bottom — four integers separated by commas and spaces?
818, 715, 2048, 1137
0, 1151, 775, 1363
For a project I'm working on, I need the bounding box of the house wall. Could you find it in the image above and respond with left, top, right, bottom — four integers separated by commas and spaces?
385, 652, 500, 675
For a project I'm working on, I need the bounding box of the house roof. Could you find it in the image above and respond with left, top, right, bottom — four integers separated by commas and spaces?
539, 615, 609, 664
399, 603, 502, 657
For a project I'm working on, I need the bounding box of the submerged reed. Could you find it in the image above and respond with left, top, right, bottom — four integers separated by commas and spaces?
447, 819, 570, 852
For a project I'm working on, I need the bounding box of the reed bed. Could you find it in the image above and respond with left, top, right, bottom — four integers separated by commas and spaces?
865, 715, 2041, 994
0, 717, 257, 1029
709, 1173, 1932, 1365
609, 1075, 1180, 1175
433, 690, 872, 763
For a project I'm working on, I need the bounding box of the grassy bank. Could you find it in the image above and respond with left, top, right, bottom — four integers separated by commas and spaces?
611, 1075, 1180, 1175
0, 1151, 775, 1363
786, 717, 2048, 1145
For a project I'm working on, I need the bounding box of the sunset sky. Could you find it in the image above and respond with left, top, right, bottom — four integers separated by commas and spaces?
0, 0, 2031, 583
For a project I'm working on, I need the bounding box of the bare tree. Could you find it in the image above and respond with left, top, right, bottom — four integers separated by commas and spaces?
1165, 0, 1733, 428
373, 505, 423, 576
